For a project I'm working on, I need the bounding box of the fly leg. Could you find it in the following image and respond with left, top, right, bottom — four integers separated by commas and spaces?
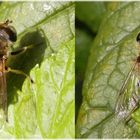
7, 45, 34, 83
6, 67, 34, 83
9, 41, 44, 56
125, 103, 139, 125
9, 45, 33, 56
125, 81, 140, 124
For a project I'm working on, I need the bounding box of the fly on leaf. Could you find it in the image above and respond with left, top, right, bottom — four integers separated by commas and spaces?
0, 20, 33, 122
0, 20, 17, 121
115, 33, 140, 121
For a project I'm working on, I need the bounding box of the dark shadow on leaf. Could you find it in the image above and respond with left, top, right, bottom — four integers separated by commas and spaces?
7, 29, 47, 105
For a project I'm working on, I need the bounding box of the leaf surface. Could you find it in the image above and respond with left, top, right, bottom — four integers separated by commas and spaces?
76, 2, 140, 138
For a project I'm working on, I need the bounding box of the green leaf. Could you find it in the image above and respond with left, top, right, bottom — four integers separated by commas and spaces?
12, 38, 75, 138
0, 1, 74, 138
76, 2, 140, 138
31, 38, 75, 138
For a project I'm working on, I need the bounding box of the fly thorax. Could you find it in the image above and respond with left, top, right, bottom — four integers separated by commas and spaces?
0, 40, 7, 58
0, 29, 9, 42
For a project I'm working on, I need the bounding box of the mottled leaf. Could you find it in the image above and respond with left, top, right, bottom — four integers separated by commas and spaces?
76, 2, 140, 138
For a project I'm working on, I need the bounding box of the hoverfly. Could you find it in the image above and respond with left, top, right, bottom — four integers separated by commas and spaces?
0, 19, 17, 122
0, 20, 32, 122
115, 33, 140, 121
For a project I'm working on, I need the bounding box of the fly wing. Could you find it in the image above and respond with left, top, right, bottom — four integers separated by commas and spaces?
0, 59, 7, 121
115, 62, 140, 120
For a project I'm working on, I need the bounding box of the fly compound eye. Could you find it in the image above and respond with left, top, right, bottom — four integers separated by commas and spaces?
136, 32, 140, 43
7, 26, 17, 42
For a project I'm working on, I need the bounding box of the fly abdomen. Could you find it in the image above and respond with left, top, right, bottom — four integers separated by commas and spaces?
0, 60, 7, 121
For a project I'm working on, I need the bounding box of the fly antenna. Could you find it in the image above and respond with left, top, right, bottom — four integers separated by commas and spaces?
5, 19, 12, 25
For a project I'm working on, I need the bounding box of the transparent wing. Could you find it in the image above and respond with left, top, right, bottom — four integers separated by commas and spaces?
115, 62, 140, 120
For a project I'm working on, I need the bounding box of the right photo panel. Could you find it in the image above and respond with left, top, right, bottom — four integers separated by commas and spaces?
76, 2, 140, 138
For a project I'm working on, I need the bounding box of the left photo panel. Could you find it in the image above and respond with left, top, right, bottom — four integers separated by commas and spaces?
0, 1, 75, 138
